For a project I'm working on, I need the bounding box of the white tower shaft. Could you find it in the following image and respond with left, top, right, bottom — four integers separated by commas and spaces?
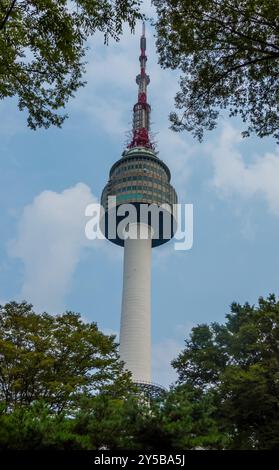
119, 223, 152, 382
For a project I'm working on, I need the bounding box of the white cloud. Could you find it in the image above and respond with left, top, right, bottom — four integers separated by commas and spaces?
102, 327, 119, 341
158, 130, 194, 201
208, 123, 279, 216
153, 338, 181, 387
9, 183, 96, 313
153, 322, 193, 387
79, 97, 129, 137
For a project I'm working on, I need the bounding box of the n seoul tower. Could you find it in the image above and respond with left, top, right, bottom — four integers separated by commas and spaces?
101, 24, 177, 394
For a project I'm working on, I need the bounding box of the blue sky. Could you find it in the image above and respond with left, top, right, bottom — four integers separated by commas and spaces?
1, 17, 279, 386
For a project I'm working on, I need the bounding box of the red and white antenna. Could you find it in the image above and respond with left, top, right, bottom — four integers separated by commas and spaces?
142, 21, 145, 37
128, 22, 153, 149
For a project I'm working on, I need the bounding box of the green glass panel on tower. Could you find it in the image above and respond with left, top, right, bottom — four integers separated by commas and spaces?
101, 147, 177, 209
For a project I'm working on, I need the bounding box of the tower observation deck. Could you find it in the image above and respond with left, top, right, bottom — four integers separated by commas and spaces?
100, 24, 177, 394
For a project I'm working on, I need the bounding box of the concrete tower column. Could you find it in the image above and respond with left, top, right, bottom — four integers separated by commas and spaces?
120, 223, 152, 382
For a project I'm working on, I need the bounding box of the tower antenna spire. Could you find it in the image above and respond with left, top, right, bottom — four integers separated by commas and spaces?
128, 23, 152, 149
142, 20, 145, 37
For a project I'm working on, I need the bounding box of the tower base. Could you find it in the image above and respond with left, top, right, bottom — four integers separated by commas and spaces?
134, 380, 167, 400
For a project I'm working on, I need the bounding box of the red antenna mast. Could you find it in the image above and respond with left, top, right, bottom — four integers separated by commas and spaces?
128, 22, 153, 149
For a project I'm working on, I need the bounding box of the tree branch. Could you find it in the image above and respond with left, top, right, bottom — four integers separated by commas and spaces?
177, 54, 279, 129
211, 0, 279, 31
0, 0, 17, 31
187, 7, 279, 53
216, 53, 279, 82
203, 12, 279, 53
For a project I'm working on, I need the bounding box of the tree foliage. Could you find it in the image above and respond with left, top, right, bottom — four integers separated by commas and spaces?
0, 301, 132, 413
0, 396, 143, 450
0, 400, 82, 450
153, 0, 279, 141
0, 388, 223, 450
0, 301, 223, 449
1, 296, 279, 449
0, 0, 142, 129
173, 294, 279, 449
158, 386, 225, 449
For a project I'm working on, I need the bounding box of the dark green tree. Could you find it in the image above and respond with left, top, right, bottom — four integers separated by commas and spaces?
72, 394, 149, 449
0, 386, 224, 450
0, 396, 140, 450
73, 387, 224, 450
0, 0, 142, 129
173, 294, 279, 449
0, 400, 84, 450
0, 301, 132, 413
153, 0, 279, 141
3, 296, 279, 450
159, 386, 225, 449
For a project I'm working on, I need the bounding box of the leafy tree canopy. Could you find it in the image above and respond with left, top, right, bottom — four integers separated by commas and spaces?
0, 0, 142, 129
0, 387, 223, 450
153, 0, 279, 141
173, 294, 279, 449
1, 296, 279, 449
0, 301, 132, 413
0, 301, 224, 450
157, 386, 225, 449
